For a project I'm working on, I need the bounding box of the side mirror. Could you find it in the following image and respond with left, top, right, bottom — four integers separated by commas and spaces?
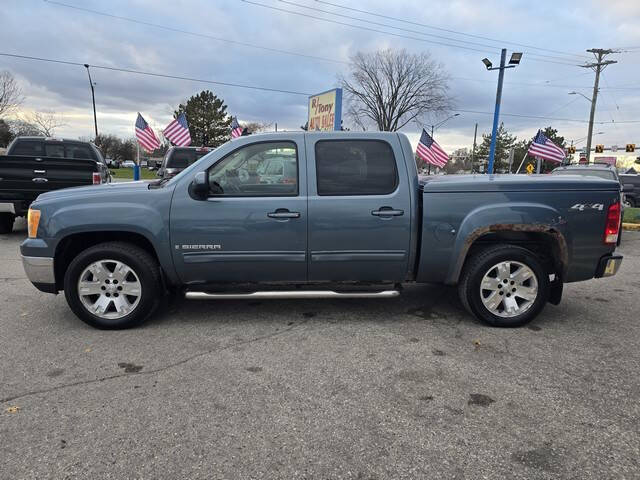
156, 168, 164, 177
190, 171, 209, 199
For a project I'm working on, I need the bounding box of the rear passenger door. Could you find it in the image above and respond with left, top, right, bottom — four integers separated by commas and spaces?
306, 135, 412, 283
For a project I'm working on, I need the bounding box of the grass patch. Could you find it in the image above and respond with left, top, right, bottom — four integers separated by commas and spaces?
623, 207, 640, 224
109, 168, 158, 180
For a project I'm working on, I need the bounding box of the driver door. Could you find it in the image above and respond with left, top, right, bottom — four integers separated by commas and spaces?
170, 139, 307, 285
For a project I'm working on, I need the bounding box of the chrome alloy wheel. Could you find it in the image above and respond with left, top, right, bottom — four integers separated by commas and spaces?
479, 261, 538, 318
77, 259, 142, 319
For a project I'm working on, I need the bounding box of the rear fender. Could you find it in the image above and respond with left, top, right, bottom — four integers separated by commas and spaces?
447, 202, 570, 284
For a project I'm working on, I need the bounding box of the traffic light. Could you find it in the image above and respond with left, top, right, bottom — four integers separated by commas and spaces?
595, 144, 604, 153
568, 145, 576, 154
626, 144, 635, 153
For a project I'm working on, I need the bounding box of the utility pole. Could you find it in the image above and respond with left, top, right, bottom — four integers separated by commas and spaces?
84, 64, 98, 138
580, 49, 617, 163
472, 123, 477, 172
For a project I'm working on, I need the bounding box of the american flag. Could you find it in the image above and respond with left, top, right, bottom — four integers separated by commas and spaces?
230, 117, 243, 138
135, 113, 160, 152
163, 113, 192, 146
528, 130, 565, 163
416, 129, 449, 168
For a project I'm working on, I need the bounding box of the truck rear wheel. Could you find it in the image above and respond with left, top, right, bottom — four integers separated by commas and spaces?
458, 245, 549, 327
63, 242, 162, 329
0, 213, 15, 234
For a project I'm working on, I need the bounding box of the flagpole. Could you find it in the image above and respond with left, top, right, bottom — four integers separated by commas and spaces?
515, 149, 529, 174
135, 141, 140, 181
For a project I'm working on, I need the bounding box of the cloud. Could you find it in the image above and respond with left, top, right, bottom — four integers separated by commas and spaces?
0, 0, 637, 149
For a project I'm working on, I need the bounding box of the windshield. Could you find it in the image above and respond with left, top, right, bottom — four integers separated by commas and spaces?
551, 169, 617, 181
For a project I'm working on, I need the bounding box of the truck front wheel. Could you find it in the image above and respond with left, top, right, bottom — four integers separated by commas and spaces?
63, 242, 162, 329
458, 245, 549, 327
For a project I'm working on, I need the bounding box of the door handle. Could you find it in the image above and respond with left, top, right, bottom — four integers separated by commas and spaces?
32, 178, 48, 183
267, 209, 300, 219
371, 207, 404, 217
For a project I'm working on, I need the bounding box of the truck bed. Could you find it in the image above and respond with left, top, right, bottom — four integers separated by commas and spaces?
0, 155, 102, 215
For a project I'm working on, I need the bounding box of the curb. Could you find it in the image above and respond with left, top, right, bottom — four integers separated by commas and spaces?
622, 223, 640, 231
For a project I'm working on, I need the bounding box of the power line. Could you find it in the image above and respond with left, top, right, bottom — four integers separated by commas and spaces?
241, 0, 578, 65
278, 0, 583, 64
0, 52, 312, 96
43, 0, 348, 65
454, 109, 640, 124
314, 0, 591, 61
4, 51, 639, 124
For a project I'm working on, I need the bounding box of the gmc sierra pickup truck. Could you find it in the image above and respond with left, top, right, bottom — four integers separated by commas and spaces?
20, 132, 623, 329
0, 136, 111, 233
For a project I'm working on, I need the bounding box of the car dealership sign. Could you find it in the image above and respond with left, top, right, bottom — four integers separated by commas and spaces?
308, 88, 342, 131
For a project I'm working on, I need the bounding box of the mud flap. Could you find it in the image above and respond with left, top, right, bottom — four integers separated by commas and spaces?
548, 275, 563, 305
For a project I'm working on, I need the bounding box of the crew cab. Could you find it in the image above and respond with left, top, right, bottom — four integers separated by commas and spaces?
0, 136, 111, 233
20, 132, 623, 329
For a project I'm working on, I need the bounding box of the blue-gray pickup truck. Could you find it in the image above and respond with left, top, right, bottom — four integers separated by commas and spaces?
20, 132, 623, 329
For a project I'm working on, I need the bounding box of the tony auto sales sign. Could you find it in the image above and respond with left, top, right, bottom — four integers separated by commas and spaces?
308, 88, 342, 131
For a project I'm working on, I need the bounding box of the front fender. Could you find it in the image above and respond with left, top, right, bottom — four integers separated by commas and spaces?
446, 202, 570, 284
36, 201, 176, 284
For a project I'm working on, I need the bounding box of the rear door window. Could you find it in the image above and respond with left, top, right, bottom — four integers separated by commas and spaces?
315, 140, 398, 196
10, 140, 44, 156
167, 150, 196, 168
65, 143, 94, 160
45, 143, 65, 158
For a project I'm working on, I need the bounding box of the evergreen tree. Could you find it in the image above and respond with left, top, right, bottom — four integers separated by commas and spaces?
475, 123, 517, 172
174, 90, 231, 147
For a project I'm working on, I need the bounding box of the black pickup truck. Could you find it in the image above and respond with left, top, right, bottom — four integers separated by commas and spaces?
0, 136, 111, 233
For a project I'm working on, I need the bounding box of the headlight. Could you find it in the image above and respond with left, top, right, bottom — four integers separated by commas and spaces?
27, 208, 41, 238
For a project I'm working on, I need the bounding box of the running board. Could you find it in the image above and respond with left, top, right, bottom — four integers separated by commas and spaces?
185, 290, 400, 300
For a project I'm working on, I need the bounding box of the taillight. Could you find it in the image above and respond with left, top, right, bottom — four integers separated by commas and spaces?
92, 172, 102, 185
604, 201, 621, 244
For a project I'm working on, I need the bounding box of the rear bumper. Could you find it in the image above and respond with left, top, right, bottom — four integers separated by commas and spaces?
594, 254, 623, 278
22, 255, 57, 293
0, 200, 31, 216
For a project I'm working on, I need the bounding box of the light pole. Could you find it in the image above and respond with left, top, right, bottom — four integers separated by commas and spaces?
483, 50, 522, 174
430, 113, 460, 138
426, 113, 460, 174
84, 64, 98, 138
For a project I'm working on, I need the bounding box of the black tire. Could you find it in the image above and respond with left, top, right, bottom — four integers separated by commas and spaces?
458, 244, 549, 327
63, 241, 162, 329
626, 197, 635, 208
0, 213, 15, 234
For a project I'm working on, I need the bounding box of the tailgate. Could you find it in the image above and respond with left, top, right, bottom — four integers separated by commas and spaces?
0, 155, 99, 201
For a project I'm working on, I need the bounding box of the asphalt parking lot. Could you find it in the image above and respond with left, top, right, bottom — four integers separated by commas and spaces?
1, 219, 639, 479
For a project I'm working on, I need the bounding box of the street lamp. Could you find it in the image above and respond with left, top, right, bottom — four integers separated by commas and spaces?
484, 49, 523, 174
425, 113, 460, 174
568, 91, 592, 103
430, 113, 460, 137
84, 64, 98, 138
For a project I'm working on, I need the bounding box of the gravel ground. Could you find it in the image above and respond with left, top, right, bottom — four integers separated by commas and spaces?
1, 218, 639, 479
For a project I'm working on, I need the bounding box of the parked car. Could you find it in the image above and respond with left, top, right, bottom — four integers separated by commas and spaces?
21, 132, 622, 329
257, 154, 297, 184
619, 174, 639, 207
122, 160, 136, 168
157, 146, 212, 180
0, 136, 111, 233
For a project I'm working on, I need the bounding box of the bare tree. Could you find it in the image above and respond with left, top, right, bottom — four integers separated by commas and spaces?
0, 71, 24, 117
340, 49, 452, 131
241, 121, 273, 134
26, 111, 67, 137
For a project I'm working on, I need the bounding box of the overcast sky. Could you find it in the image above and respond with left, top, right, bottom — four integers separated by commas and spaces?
1, 0, 639, 152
